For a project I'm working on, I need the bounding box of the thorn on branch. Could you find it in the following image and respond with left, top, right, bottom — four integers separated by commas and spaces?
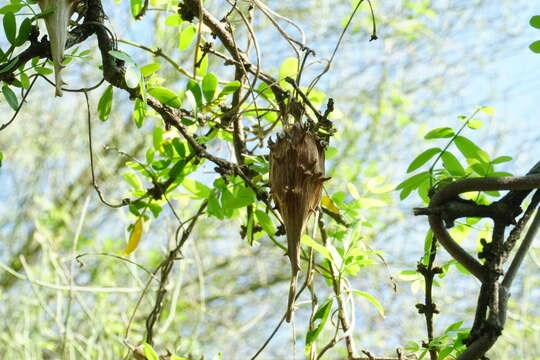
415, 302, 439, 315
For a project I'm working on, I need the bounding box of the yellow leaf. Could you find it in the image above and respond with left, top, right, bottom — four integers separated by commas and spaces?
124, 217, 143, 255
347, 183, 360, 200
321, 196, 339, 213
478, 105, 495, 115
357, 197, 387, 208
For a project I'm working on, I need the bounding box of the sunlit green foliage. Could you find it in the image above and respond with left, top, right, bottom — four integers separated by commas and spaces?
0, 1, 539, 360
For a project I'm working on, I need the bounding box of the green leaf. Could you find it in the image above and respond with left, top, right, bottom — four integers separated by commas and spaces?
325, 146, 338, 159
256, 82, 274, 100
491, 155, 512, 164
399, 270, 422, 281
491, 171, 512, 177
0, 152, 3, 167
172, 138, 186, 157
97, 85, 114, 122
143, 343, 159, 360
133, 98, 146, 128
396, 171, 430, 200
441, 151, 465, 176
407, 148, 441, 173
141, 63, 161, 76
186, 80, 203, 108
153, 127, 163, 150
306, 88, 326, 103
278, 57, 299, 80
478, 106, 495, 115
357, 197, 387, 208
130, 0, 143, 18
168, 160, 185, 180
183, 178, 211, 199
79, 49, 92, 57
0, 5, 24, 14
15, 17, 31, 46
471, 162, 492, 176
3, 12, 16, 45
444, 320, 464, 334
351, 290, 385, 317
301, 234, 331, 261
467, 119, 483, 129
347, 183, 361, 200
454, 136, 490, 163
165, 14, 183, 26
145, 148, 155, 164
529, 40, 540, 53
19, 72, 29, 89
148, 203, 163, 218
396, 171, 430, 190
530, 16, 540, 29
123, 172, 143, 191
2, 84, 18, 110
254, 210, 275, 235
154, 158, 172, 172
305, 299, 333, 347
404, 341, 421, 352
438, 347, 453, 359
424, 127, 454, 139
207, 190, 224, 219
0, 57, 18, 74
229, 185, 256, 208
35, 66, 53, 75
148, 87, 182, 108
202, 73, 218, 103
108, 50, 136, 64
196, 51, 208, 76
422, 230, 433, 265
218, 80, 241, 97
178, 24, 197, 50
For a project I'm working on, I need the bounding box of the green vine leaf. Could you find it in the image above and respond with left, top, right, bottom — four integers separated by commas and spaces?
305, 298, 333, 349
2, 84, 18, 110
407, 147, 441, 173
529, 40, 540, 53
530, 15, 540, 29
97, 85, 114, 122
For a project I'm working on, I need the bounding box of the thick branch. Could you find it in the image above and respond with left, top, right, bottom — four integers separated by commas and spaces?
502, 195, 540, 289
419, 172, 540, 281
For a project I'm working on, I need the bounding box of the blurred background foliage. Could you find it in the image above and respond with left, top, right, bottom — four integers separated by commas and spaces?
0, 0, 539, 359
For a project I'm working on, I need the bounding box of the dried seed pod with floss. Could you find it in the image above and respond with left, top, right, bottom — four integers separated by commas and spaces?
38, 0, 82, 97
269, 123, 329, 322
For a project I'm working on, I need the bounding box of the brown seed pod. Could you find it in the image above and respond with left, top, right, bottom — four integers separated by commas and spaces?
38, 0, 82, 97
269, 123, 329, 322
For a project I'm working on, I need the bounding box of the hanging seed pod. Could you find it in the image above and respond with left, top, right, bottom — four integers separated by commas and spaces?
269, 123, 329, 322
38, 0, 81, 97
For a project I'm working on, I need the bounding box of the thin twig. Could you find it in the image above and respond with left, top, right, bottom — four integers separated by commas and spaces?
145, 201, 208, 344
0, 75, 39, 131
84, 91, 131, 208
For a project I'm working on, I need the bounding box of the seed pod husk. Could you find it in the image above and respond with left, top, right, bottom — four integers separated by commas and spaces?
269, 123, 329, 322
38, 0, 81, 97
